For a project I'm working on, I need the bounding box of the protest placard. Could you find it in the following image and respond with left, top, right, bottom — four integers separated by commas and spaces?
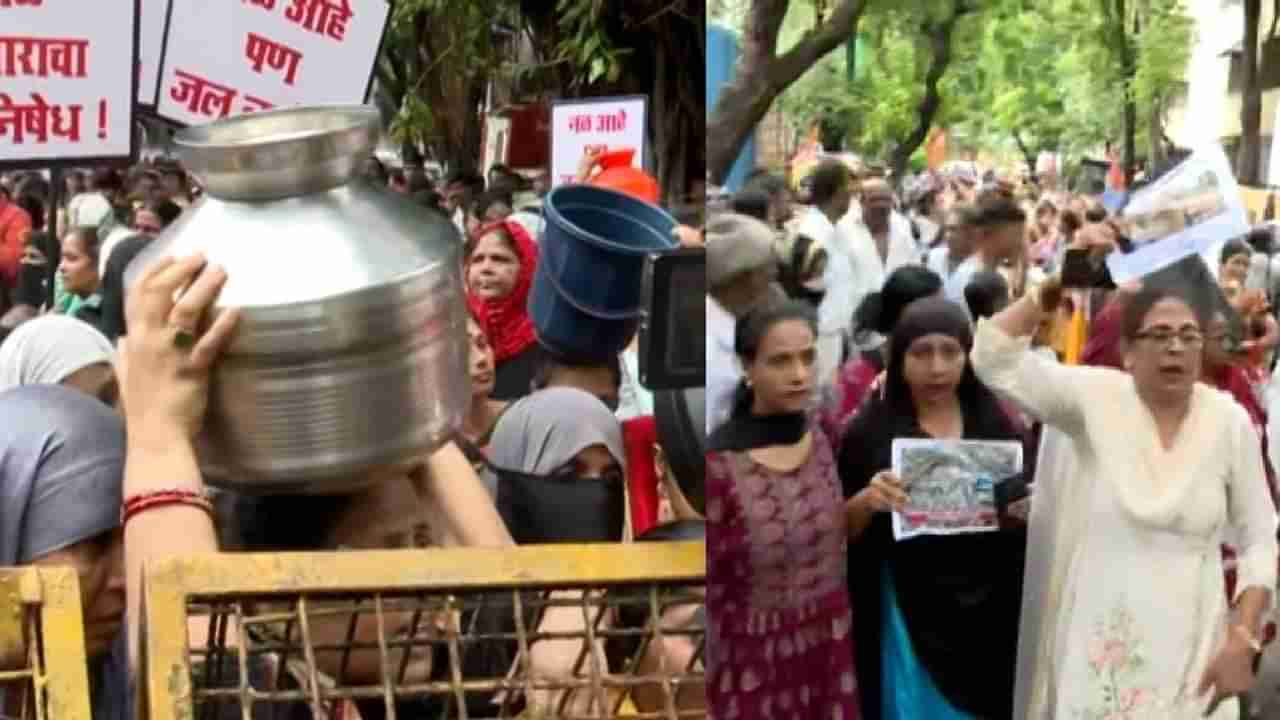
1105, 144, 1250, 283
138, 0, 171, 107
890, 439, 1022, 541
550, 95, 647, 188
155, 0, 390, 127
0, 0, 139, 168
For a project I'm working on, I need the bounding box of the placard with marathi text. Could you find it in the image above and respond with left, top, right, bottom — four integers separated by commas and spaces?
550, 95, 647, 189
155, 0, 389, 127
0, 0, 139, 167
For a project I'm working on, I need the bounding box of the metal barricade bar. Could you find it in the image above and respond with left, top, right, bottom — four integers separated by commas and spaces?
142, 542, 705, 720
0, 567, 94, 720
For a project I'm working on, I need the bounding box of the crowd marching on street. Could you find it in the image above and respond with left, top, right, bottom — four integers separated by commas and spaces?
704, 157, 1280, 719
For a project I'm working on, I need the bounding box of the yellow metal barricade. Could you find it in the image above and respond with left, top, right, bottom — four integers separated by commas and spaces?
141, 542, 705, 720
0, 567, 94, 720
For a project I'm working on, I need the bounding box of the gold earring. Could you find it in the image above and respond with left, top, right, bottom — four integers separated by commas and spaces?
745, 378, 753, 388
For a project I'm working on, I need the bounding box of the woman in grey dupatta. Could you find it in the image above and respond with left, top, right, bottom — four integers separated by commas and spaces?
487, 387, 631, 543
0, 384, 129, 719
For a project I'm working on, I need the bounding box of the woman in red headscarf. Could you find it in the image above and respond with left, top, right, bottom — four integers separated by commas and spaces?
465, 219, 545, 400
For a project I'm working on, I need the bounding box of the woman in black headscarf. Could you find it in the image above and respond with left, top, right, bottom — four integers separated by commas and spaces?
840, 296, 1027, 720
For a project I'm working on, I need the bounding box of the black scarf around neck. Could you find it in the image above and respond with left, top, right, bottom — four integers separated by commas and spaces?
706, 412, 806, 452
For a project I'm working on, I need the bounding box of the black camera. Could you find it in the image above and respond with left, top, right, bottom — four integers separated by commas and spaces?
638, 247, 705, 390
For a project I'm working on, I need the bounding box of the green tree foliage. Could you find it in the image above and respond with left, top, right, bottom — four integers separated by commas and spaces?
773, 0, 1193, 175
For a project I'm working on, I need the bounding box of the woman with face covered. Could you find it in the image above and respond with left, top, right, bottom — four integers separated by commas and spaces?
705, 301, 860, 720
465, 219, 544, 401
974, 274, 1278, 718
116, 255, 607, 719
0, 385, 128, 720
487, 386, 630, 544
840, 297, 1027, 720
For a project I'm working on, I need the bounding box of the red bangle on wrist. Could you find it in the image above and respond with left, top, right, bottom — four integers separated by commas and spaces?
121, 489, 214, 525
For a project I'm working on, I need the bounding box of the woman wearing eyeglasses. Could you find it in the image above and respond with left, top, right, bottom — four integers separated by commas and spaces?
973, 270, 1278, 719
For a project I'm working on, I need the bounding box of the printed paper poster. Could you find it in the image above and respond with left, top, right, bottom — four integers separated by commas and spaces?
1105, 144, 1249, 283
890, 439, 1023, 541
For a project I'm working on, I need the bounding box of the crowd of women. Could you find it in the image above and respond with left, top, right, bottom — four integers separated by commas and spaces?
0, 151, 708, 719
705, 160, 1280, 719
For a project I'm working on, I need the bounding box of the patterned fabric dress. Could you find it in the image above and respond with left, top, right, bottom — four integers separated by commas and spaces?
706, 425, 860, 720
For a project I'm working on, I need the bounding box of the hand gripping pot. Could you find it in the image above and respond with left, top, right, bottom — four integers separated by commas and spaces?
124, 105, 469, 494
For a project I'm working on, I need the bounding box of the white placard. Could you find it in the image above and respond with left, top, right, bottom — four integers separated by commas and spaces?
1106, 144, 1249, 283
155, 0, 390, 127
138, 0, 171, 105
550, 95, 647, 188
0, 0, 139, 166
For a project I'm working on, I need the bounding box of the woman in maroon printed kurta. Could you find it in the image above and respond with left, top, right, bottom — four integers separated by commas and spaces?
706, 301, 860, 720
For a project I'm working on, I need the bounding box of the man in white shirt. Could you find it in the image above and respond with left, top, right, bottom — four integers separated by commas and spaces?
705, 213, 781, 434
837, 177, 923, 337
925, 204, 976, 283
797, 161, 854, 390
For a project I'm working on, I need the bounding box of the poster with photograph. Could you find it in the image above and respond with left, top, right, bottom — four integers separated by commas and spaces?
891, 439, 1023, 541
1106, 145, 1249, 283
0, 0, 139, 167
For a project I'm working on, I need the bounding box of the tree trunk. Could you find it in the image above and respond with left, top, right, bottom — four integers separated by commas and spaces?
1240, 0, 1264, 185
706, 0, 869, 183
1012, 131, 1037, 179
1147, 97, 1165, 176
888, 1, 973, 181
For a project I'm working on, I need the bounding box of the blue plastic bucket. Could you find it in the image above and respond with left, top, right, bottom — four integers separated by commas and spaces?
529, 185, 677, 360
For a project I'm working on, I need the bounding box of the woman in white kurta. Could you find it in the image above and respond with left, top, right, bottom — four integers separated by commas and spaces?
971, 277, 1278, 719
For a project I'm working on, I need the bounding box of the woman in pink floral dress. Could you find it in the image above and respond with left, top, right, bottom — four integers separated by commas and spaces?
706, 300, 860, 720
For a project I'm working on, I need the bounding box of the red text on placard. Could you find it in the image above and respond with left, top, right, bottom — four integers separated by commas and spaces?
0, 36, 88, 78
567, 109, 628, 135
245, 32, 302, 85
170, 68, 275, 120
0, 92, 89, 143
284, 0, 353, 42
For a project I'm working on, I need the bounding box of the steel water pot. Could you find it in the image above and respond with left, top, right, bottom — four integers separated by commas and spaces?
125, 105, 469, 494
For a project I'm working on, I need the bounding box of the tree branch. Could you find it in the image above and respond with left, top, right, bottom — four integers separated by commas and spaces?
706, 0, 869, 182
888, 0, 974, 180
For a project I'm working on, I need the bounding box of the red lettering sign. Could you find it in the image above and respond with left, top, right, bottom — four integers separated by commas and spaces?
0, 0, 45, 7
0, 36, 89, 78
0, 92, 83, 143
169, 69, 239, 120
284, 0, 352, 42
245, 32, 302, 85
595, 109, 626, 133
